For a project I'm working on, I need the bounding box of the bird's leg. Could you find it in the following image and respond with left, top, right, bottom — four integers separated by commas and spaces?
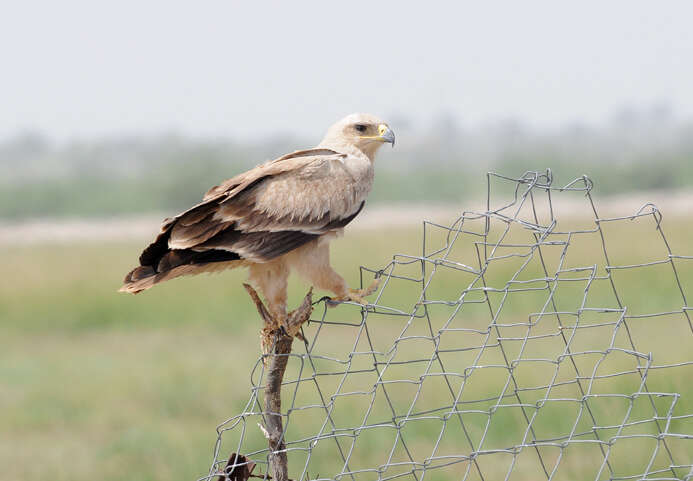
295, 262, 380, 306
248, 261, 289, 330
289, 239, 380, 307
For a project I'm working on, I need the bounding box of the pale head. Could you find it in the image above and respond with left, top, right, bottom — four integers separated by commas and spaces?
319, 113, 395, 160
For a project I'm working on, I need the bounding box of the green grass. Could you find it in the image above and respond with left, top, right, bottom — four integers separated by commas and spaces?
2, 214, 692, 481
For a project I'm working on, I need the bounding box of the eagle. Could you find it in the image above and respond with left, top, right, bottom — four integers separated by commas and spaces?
120, 113, 395, 321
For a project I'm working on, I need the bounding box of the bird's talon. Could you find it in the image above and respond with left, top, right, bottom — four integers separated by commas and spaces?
346, 289, 368, 305
362, 277, 381, 296
325, 297, 344, 307
326, 280, 380, 307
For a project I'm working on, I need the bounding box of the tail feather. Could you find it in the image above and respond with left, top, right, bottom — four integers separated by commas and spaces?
120, 248, 243, 294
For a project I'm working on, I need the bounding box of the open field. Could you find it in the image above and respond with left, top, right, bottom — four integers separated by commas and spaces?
2, 206, 693, 480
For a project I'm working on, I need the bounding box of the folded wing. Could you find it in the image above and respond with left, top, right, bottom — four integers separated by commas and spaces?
120, 149, 365, 293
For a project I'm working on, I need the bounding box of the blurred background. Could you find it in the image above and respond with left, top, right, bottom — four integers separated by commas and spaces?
2, 1, 692, 480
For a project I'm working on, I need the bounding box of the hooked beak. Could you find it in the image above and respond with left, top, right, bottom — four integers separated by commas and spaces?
377, 124, 396, 147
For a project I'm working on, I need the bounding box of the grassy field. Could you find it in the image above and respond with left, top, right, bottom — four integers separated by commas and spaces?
2, 211, 692, 481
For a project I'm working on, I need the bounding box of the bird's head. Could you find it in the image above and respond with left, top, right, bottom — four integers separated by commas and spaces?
319, 113, 395, 160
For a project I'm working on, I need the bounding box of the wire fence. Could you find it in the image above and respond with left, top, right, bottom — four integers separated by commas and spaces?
202, 170, 693, 481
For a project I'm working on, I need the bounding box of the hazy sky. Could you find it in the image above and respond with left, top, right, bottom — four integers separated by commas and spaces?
2, 1, 692, 141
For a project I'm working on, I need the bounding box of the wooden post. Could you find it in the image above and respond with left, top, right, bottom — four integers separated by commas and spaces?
243, 284, 313, 481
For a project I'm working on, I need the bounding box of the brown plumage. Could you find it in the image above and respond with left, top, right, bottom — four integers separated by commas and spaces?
120, 113, 395, 319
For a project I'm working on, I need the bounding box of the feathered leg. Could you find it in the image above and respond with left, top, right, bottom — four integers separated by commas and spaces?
248, 260, 290, 322
287, 238, 379, 305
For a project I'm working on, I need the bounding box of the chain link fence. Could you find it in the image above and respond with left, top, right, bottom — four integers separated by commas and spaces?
202, 170, 693, 481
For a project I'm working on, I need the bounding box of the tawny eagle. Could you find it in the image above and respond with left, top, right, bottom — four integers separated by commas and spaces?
120, 113, 395, 320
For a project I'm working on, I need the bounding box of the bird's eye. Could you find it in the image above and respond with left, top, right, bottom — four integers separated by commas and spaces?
354, 124, 367, 133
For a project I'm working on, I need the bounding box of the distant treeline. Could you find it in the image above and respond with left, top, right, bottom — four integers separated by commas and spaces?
2, 108, 692, 219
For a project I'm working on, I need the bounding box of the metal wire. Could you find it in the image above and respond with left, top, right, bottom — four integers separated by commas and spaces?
201, 170, 693, 481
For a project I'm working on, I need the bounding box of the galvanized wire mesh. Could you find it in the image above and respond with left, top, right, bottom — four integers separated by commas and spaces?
202, 170, 693, 481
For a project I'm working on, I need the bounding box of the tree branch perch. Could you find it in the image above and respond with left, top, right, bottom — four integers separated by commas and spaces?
242, 284, 313, 481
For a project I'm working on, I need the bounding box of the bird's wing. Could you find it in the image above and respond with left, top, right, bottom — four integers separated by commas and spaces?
131, 148, 366, 282
202, 148, 341, 201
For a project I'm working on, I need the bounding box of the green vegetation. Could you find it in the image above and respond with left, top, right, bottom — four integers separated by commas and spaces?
2, 214, 692, 480
3, 111, 693, 219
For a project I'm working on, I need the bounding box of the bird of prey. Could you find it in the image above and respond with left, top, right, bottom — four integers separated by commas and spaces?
120, 113, 395, 321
